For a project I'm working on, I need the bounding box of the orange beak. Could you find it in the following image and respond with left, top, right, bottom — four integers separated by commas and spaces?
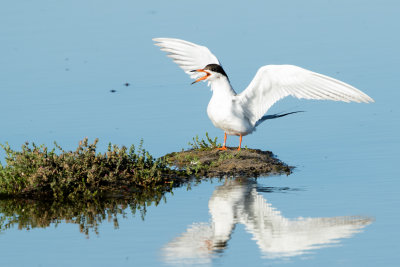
191, 69, 211, 85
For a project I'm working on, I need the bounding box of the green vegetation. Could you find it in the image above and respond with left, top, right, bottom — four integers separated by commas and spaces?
0, 134, 291, 201
188, 132, 220, 150
0, 138, 185, 200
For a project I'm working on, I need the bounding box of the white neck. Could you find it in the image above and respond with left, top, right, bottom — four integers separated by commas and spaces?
209, 76, 236, 96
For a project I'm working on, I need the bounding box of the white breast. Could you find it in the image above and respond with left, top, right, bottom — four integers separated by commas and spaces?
206, 77, 255, 136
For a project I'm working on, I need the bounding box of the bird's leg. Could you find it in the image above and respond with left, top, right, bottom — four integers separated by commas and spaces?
217, 132, 227, 150
237, 135, 242, 151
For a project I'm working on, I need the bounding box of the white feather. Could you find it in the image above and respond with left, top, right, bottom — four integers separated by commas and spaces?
153, 38, 220, 79
153, 38, 374, 146
238, 65, 374, 125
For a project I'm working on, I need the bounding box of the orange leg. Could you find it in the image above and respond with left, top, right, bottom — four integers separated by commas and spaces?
217, 132, 227, 150
237, 135, 242, 151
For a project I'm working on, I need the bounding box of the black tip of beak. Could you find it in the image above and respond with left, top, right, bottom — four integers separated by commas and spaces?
191, 81, 196, 85
190, 70, 197, 72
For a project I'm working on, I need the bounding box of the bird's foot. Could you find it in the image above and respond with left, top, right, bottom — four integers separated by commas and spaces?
217, 146, 227, 151
237, 147, 241, 151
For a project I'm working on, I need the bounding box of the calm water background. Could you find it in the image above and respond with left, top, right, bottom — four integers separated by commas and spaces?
1, 0, 399, 266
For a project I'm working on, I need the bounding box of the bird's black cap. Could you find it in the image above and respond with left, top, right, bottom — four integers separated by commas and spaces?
204, 64, 228, 77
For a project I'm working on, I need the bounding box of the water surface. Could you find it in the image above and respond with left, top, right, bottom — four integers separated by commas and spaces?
1, 0, 399, 266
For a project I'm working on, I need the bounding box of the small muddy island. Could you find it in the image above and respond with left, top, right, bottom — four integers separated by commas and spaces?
164, 133, 291, 178
165, 147, 291, 178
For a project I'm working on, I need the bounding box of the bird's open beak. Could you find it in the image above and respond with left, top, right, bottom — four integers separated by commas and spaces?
191, 69, 211, 85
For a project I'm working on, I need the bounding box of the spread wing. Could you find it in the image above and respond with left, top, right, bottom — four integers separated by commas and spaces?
153, 38, 221, 80
238, 65, 374, 125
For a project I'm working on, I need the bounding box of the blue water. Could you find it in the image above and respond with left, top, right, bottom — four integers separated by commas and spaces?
1, 0, 399, 266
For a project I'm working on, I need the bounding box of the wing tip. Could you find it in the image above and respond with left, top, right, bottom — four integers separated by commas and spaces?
365, 95, 375, 103
152, 37, 167, 46
152, 37, 186, 43
355, 93, 375, 104
153, 37, 176, 45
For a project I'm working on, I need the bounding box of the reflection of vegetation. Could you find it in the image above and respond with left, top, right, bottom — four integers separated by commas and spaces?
0, 138, 185, 200
0, 187, 176, 235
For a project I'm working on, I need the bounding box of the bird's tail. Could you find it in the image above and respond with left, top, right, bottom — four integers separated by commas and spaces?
255, 111, 304, 127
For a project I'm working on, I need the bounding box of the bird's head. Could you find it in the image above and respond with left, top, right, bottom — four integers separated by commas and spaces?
191, 64, 228, 84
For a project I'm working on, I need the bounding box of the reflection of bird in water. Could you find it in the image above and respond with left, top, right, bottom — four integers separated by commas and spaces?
153, 38, 374, 150
161, 179, 372, 265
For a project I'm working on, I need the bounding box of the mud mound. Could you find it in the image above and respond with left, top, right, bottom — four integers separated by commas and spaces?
164, 147, 292, 177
